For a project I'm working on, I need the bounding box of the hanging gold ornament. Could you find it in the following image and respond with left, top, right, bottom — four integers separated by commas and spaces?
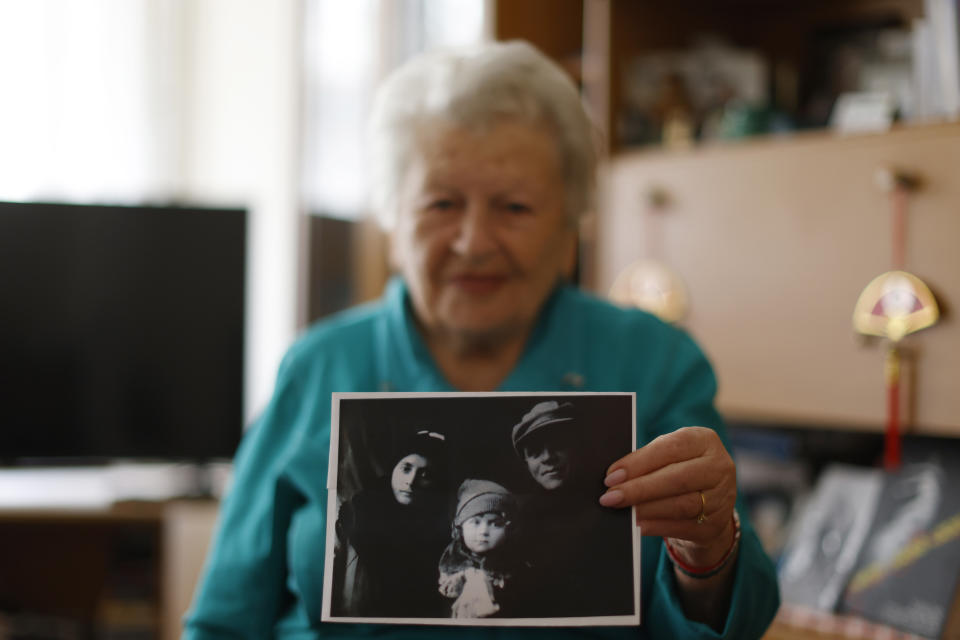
609, 258, 689, 324
852, 270, 939, 342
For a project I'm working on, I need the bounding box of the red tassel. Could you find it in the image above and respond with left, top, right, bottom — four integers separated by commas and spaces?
884, 348, 901, 471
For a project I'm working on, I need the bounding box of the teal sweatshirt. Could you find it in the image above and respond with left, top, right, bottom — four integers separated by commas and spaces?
184, 278, 780, 639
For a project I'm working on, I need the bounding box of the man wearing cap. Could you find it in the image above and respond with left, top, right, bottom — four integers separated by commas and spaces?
512, 400, 635, 617
512, 400, 581, 492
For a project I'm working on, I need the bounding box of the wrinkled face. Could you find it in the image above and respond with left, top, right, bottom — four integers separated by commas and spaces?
461, 512, 509, 554
391, 120, 577, 346
522, 430, 574, 491
390, 453, 433, 505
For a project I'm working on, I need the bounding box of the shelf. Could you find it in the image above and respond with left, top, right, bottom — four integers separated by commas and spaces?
496, 0, 934, 152
0, 500, 219, 640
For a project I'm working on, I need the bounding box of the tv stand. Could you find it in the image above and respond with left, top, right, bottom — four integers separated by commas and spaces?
0, 462, 232, 509
0, 499, 219, 640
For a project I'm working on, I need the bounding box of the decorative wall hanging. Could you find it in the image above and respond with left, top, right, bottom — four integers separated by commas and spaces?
852, 168, 939, 470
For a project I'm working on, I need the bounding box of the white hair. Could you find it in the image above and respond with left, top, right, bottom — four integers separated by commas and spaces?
367, 40, 600, 229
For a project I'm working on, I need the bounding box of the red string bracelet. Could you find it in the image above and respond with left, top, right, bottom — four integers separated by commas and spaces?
664, 510, 741, 579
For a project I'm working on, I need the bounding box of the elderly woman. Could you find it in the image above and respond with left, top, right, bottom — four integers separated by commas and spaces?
185, 40, 779, 639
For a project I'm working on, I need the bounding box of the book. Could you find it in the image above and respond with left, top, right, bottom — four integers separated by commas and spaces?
778, 464, 884, 612
841, 440, 960, 639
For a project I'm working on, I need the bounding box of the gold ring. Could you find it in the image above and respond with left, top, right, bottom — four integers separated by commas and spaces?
696, 491, 707, 524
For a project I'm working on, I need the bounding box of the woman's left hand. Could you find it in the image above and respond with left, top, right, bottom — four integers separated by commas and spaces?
600, 426, 738, 567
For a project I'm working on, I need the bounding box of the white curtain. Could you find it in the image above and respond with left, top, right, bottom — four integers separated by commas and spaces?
0, 0, 185, 203
301, 0, 489, 219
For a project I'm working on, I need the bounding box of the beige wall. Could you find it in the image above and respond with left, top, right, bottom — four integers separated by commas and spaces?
595, 122, 960, 435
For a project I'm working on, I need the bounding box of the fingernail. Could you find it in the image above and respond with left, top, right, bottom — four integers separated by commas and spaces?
599, 489, 624, 507
604, 468, 627, 487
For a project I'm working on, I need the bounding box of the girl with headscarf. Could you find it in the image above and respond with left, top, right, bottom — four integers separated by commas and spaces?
334, 430, 451, 617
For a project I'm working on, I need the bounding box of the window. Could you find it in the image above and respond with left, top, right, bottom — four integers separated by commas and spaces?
301, 0, 489, 219
0, 0, 183, 203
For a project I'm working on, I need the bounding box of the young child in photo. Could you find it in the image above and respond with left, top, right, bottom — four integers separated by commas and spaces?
438, 479, 527, 618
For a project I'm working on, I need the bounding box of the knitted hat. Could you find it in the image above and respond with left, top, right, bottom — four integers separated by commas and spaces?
454, 479, 517, 526
510, 400, 576, 454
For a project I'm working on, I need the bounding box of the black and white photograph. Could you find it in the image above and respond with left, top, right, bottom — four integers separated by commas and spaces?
321, 392, 640, 627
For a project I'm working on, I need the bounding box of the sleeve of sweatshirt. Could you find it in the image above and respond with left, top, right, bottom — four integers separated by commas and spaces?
641, 329, 781, 640
182, 352, 310, 639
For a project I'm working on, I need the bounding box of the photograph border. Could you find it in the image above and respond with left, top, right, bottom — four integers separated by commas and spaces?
321, 391, 640, 627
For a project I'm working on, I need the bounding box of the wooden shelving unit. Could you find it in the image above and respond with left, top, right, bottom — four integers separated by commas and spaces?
492, 0, 959, 438
0, 500, 218, 640
497, 0, 925, 153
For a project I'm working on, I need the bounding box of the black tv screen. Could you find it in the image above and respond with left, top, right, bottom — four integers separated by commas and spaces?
0, 202, 246, 463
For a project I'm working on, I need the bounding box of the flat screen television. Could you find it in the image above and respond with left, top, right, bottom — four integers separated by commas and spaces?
0, 201, 246, 464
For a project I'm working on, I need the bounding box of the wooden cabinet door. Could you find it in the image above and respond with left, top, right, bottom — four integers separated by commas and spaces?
595, 123, 960, 434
